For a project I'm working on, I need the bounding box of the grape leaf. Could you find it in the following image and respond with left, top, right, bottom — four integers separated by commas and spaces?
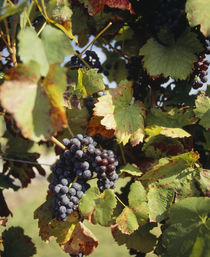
0, 116, 6, 137
194, 92, 210, 130
1, 226, 36, 257
116, 181, 149, 234
41, 24, 73, 64
79, 187, 117, 226
120, 163, 143, 177
186, 0, 210, 37
60, 222, 98, 256
145, 125, 191, 138
0, 0, 27, 21
75, 68, 105, 97
87, 116, 115, 139
42, 64, 68, 127
79, 0, 134, 15
140, 152, 199, 182
94, 80, 146, 145
34, 195, 79, 243
112, 223, 157, 253
0, 63, 65, 142
0, 174, 19, 191
147, 184, 174, 222
146, 106, 197, 128
198, 131, 210, 151
142, 135, 185, 159
162, 197, 210, 257
18, 25, 72, 76
195, 169, 210, 196
140, 30, 203, 79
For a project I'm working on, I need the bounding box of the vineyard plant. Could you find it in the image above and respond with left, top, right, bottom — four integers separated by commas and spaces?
0, 0, 210, 256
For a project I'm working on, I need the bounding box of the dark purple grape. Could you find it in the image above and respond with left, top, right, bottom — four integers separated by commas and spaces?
69, 188, 76, 196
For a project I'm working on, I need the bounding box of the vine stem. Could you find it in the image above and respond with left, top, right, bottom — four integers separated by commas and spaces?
67, 125, 74, 138
119, 143, 126, 165
79, 22, 112, 57
115, 194, 127, 208
0, 156, 51, 166
37, 21, 47, 36
50, 136, 66, 150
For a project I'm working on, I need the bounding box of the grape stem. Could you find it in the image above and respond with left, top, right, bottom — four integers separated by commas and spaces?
79, 22, 112, 57
115, 194, 127, 208
50, 136, 66, 150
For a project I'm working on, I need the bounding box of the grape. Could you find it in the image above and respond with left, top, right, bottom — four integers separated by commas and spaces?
62, 138, 70, 147
75, 150, 83, 159
61, 178, 68, 186
83, 170, 92, 179
72, 182, 82, 191
69, 188, 76, 196
77, 191, 83, 199
59, 206, 66, 214
66, 208, 73, 215
60, 186, 69, 194
81, 161, 89, 170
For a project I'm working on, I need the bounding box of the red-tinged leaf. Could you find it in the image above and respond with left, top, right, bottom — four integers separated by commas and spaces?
116, 207, 139, 234
86, 116, 115, 139
80, 0, 134, 15
140, 152, 200, 182
0, 64, 64, 142
42, 64, 68, 127
94, 80, 146, 145
1, 226, 36, 257
34, 195, 79, 243
60, 222, 98, 256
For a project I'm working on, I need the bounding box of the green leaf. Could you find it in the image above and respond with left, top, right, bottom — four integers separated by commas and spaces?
79, 187, 117, 226
116, 207, 139, 234
120, 163, 143, 177
140, 152, 199, 182
186, 0, 210, 37
18, 27, 49, 76
162, 197, 210, 257
145, 125, 191, 138
34, 196, 79, 243
0, 63, 64, 142
0, 174, 19, 191
18, 25, 72, 76
142, 135, 184, 159
42, 64, 68, 127
116, 182, 149, 234
140, 30, 203, 79
41, 25, 73, 64
195, 169, 210, 196
198, 131, 210, 151
112, 223, 157, 253
1, 226, 36, 257
194, 92, 210, 130
146, 106, 197, 128
0, 116, 6, 137
0, 0, 27, 21
94, 80, 146, 145
147, 184, 174, 222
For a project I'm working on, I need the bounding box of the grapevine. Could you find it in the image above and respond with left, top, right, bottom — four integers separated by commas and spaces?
0, 1, 210, 257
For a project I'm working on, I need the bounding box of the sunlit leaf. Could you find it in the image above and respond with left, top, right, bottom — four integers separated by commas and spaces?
94, 80, 146, 145
194, 92, 210, 130
120, 163, 143, 177
186, 0, 210, 37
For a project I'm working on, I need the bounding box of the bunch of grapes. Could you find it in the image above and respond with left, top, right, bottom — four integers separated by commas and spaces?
191, 40, 210, 89
49, 134, 118, 221
66, 50, 101, 70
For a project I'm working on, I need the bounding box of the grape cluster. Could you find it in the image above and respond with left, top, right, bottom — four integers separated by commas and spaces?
70, 253, 83, 257
67, 50, 101, 70
49, 134, 118, 221
191, 40, 210, 89
129, 249, 145, 257
94, 149, 118, 192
